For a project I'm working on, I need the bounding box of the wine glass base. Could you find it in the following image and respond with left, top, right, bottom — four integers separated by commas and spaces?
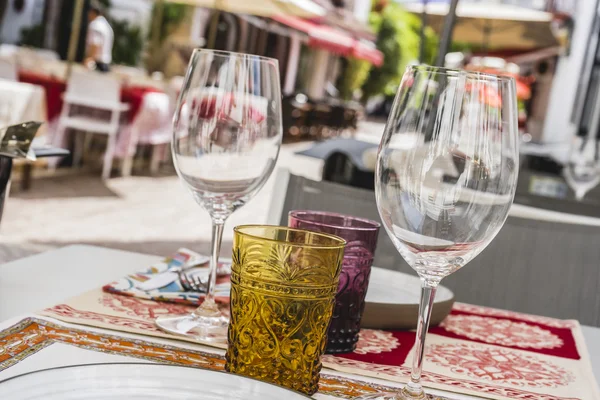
155, 313, 228, 344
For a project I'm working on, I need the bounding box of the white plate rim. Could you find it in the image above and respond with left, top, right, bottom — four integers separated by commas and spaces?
366, 267, 455, 305
0, 362, 312, 399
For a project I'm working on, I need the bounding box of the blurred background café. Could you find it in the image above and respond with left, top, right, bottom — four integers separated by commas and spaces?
0, 0, 592, 307
0, 0, 582, 257
0, 0, 591, 313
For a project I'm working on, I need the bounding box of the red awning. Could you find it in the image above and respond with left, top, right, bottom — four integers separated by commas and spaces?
272, 15, 355, 55
352, 41, 383, 67
310, 26, 356, 55
272, 15, 384, 65
273, 14, 385, 66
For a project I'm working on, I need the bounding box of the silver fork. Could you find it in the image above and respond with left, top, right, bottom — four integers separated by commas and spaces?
178, 271, 208, 293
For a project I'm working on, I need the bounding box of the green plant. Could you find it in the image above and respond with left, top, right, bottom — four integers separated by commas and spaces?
19, 23, 45, 48
360, 2, 438, 101
450, 41, 478, 53
111, 18, 143, 66
92, 0, 143, 66
150, 2, 187, 44
337, 9, 382, 100
337, 58, 371, 100
361, 15, 401, 100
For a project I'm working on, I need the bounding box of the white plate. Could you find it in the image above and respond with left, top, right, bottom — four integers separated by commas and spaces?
366, 267, 454, 304
0, 363, 310, 399
362, 267, 455, 330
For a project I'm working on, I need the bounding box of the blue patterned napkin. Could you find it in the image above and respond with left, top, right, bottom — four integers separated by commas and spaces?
102, 248, 231, 305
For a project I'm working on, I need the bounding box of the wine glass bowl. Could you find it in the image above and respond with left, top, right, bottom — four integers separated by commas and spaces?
362, 66, 519, 400
172, 54, 281, 222
155, 49, 282, 343
377, 66, 518, 280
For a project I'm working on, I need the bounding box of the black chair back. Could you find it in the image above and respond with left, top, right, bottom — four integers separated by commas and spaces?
0, 157, 12, 226
277, 172, 600, 327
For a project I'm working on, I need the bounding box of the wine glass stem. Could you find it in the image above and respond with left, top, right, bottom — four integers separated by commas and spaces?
198, 220, 224, 311
402, 278, 438, 399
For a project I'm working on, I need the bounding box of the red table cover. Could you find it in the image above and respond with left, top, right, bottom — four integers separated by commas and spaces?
18, 70, 161, 122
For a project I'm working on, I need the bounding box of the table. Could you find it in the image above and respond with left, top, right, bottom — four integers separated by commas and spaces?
0, 245, 157, 321
18, 71, 166, 171
18, 71, 161, 124
17, 71, 64, 122
0, 80, 47, 127
0, 245, 598, 399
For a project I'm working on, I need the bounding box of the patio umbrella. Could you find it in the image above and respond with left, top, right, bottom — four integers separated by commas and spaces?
161, 0, 326, 51
404, 2, 558, 50
166, 0, 325, 18
67, 0, 326, 78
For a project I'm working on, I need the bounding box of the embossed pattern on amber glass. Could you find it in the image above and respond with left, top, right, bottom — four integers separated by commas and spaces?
225, 225, 345, 395
288, 211, 380, 354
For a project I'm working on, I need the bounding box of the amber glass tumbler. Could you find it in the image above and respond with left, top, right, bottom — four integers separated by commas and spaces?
225, 225, 346, 395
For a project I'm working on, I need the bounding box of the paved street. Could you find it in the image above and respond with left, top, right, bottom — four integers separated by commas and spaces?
0, 120, 386, 263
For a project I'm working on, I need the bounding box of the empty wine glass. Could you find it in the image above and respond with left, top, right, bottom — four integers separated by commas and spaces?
563, 134, 600, 201
155, 49, 282, 343
360, 66, 519, 399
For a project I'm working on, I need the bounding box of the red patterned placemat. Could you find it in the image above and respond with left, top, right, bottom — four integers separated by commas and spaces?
40, 290, 600, 400
323, 303, 599, 400
42, 288, 226, 348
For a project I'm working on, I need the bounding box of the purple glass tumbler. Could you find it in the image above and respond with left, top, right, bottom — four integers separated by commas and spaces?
288, 210, 380, 353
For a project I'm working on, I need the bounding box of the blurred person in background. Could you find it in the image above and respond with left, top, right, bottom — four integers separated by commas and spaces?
84, 0, 114, 73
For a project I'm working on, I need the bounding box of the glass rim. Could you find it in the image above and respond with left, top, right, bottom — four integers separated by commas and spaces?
192, 48, 279, 64
408, 64, 516, 83
289, 210, 381, 231
234, 224, 346, 249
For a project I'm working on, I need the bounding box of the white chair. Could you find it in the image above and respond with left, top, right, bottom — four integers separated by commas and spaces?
0, 58, 18, 81
56, 70, 129, 179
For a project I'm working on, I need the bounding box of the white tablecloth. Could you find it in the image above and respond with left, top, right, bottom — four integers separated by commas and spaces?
0, 80, 47, 128
116, 91, 172, 158
0, 245, 598, 400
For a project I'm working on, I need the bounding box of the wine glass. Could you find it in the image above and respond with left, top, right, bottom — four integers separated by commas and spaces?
155, 49, 282, 342
563, 133, 600, 201
361, 66, 519, 400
